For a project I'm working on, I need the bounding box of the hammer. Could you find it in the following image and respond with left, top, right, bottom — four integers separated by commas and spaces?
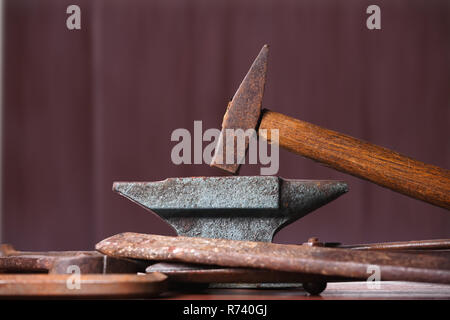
210, 45, 450, 210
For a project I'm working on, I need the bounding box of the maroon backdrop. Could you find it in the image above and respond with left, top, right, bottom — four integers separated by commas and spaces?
2, 0, 449, 250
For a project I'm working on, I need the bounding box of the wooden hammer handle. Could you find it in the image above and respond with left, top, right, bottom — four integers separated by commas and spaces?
259, 109, 450, 210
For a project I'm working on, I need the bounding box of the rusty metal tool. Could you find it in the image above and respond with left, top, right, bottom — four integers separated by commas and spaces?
0, 273, 167, 298
210, 45, 450, 209
0, 244, 167, 298
340, 239, 450, 251
96, 233, 450, 285
146, 262, 346, 284
146, 262, 353, 295
113, 176, 348, 242
0, 244, 148, 274
146, 237, 450, 295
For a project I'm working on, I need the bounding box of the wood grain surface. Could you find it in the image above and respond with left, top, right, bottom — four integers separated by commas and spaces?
259, 110, 450, 210
160, 281, 450, 300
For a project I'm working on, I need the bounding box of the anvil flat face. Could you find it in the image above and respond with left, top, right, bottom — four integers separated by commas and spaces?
113, 176, 348, 242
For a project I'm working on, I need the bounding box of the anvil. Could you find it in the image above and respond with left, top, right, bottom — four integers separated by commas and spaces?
113, 176, 347, 242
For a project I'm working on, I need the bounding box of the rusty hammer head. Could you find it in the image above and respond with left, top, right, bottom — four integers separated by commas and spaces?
210, 45, 269, 174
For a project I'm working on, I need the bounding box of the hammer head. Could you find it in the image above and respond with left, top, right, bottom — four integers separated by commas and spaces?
210, 45, 269, 174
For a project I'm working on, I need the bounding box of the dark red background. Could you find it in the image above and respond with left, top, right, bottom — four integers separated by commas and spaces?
2, 0, 449, 250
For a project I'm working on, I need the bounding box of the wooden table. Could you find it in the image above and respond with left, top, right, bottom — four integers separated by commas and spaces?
161, 282, 450, 300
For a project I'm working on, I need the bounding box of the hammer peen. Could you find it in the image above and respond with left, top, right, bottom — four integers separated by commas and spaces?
210, 45, 450, 210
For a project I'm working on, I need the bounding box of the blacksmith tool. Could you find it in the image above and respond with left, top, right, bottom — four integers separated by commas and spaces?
96, 233, 450, 286
339, 239, 450, 251
146, 262, 351, 295
145, 238, 450, 291
0, 244, 168, 298
0, 244, 148, 274
210, 45, 450, 209
113, 176, 348, 242
0, 273, 167, 298
144, 237, 450, 295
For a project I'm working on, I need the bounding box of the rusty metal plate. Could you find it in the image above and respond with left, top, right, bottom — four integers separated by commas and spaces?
147, 262, 351, 284
0, 244, 147, 274
96, 233, 450, 284
0, 273, 167, 298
